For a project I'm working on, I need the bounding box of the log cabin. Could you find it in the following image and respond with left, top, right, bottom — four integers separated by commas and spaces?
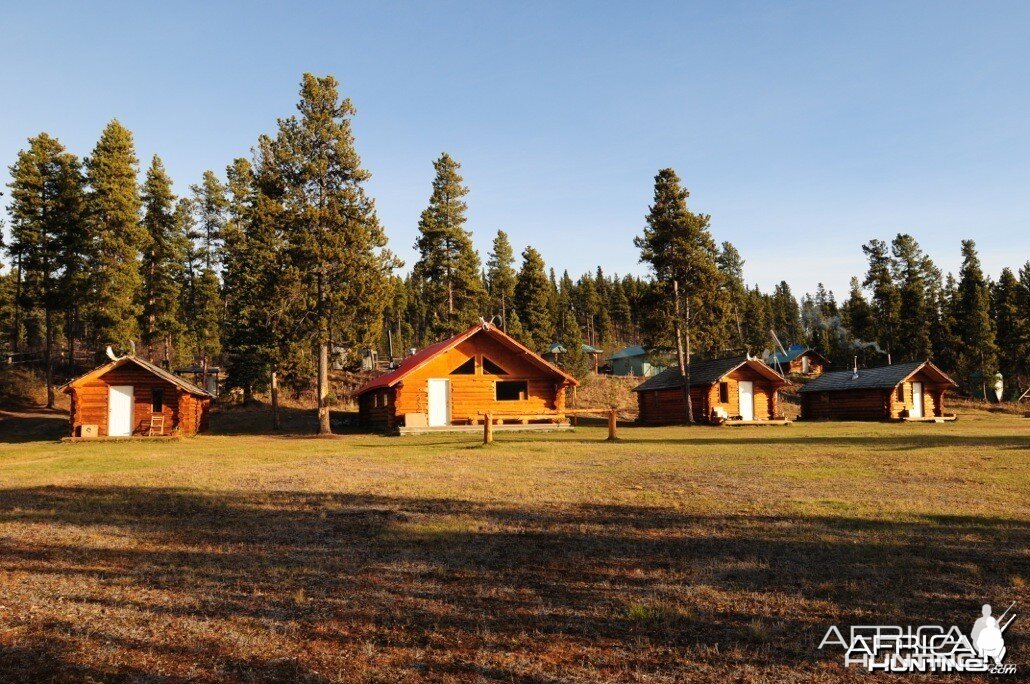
61, 356, 214, 437
356, 322, 578, 432
766, 344, 829, 377
798, 360, 957, 421
633, 355, 787, 424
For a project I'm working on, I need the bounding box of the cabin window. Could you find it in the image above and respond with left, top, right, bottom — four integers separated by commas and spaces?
719, 382, 729, 403
482, 357, 508, 375
897, 385, 905, 402
496, 380, 527, 401
450, 358, 476, 375
152, 389, 164, 413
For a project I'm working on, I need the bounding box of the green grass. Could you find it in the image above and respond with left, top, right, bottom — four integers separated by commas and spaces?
0, 406, 1027, 681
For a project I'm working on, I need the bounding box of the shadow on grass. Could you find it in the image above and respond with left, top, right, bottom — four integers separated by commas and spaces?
1, 485, 1026, 680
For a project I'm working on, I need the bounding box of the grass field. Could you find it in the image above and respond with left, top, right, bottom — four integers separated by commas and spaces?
0, 406, 1027, 682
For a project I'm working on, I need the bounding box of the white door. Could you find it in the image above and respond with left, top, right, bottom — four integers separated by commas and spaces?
738, 381, 754, 421
911, 382, 923, 418
427, 379, 451, 427
108, 385, 134, 436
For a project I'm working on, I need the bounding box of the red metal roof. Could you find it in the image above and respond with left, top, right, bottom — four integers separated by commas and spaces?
355, 324, 577, 395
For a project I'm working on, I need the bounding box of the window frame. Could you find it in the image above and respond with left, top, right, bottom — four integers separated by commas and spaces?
495, 380, 528, 402
719, 382, 730, 403
152, 388, 164, 413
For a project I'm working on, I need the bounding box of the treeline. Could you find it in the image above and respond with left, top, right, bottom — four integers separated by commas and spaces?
2, 74, 1028, 425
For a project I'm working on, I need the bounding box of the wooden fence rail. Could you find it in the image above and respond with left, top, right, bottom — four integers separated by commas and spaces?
479, 407, 619, 443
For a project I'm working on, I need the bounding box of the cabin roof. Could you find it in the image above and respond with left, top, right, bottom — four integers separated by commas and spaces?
632, 356, 785, 392
60, 356, 214, 397
609, 345, 647, 360
356, 323, 578, 395
546, 342, 603, 355
767, 345, 830, 366
798, 360, 957, 393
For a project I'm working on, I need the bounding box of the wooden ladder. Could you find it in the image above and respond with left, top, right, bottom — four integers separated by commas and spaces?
148, 415, 165, 436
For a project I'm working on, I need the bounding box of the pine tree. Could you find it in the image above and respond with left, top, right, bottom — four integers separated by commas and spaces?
890, 234, 932, 361
486, 229, 517, 330
86, 120, 146, 355
6, 133, 87, 405
609, 277, 632, 343
412, 153, 484, 335
933, 273, 962, 372
275, 74, 399, 434
186, 173, 226, 369
555, 298, 590, 378
717, 241, 747, 349
954, 240, 999, 390
193, 170, 227, 270
514, 246, 553, 351
505, 309, 526, 344
841, 277, 874, 363
770, 281, 803, 345
991, 267, 1027, 390
139, 155, 185, 364
862, 239, 900, 359
634, 168, 727, 357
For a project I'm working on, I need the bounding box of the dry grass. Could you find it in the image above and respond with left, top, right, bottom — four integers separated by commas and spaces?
0, 405, 1027, 682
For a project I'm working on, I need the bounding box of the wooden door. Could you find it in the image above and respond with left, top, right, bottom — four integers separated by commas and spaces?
427, 379, 451, 427
108, 385, 134, 436
911, 382, 923, 418
738, 381, 754, 420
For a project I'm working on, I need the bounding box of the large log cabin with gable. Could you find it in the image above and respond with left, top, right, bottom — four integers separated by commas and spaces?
356, 322, 578, 433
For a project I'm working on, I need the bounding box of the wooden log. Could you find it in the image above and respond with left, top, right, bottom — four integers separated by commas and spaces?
607, 409, 618, 441
484, 412, 493, 444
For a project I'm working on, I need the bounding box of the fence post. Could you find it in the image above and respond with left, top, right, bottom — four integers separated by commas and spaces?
607, 409, 618, 441
484, 413, 493, 444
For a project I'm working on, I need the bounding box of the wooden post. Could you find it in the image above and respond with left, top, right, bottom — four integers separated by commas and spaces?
484, 412, 493, 444
607, 409, 618, 441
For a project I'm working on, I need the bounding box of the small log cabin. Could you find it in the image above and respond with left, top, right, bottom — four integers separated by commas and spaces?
633, 355, 787, 424
766, 344, 829, 377
61, 356, 214, 437
799, 360, 957, 421
356, 322, 578, 432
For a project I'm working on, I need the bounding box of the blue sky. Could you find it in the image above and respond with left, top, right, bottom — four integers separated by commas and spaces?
2, 1, 1028, 297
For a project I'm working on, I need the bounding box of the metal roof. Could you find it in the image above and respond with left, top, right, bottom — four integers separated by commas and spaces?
547, 342, 603, 355
61, 356, 214, 397
797, 361, 957, 393
610, 345, 647, 360
631, 356, 784, 392
356, 323, 578, 395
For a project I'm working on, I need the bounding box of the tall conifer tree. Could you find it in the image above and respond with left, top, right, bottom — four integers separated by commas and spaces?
140, 155, 185, 364
954, 240, 999, 389
412, 153, 484, 335
514, 246, 553, 351
7, 133, 86, 405
274, 74, 398, 434
486, 229, 517, 330
86, 120, 146, 355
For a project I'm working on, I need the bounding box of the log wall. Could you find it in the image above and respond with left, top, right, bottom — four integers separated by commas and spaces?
637, 366, 781, 424
68, 364, 209, 437
366, 334, 569, 429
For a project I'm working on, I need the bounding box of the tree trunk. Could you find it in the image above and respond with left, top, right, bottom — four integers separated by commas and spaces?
673, 281, 693, 424
317, 341, 331, 435
13, 255, 22, 353
271, 370, 281, 431
44, 306, 55, 409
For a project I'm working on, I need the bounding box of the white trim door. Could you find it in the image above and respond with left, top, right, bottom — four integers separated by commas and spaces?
427, 379, 451, 427
108, 385, 134, 436
738, 381, 754, 421
911, 382, 923, 418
